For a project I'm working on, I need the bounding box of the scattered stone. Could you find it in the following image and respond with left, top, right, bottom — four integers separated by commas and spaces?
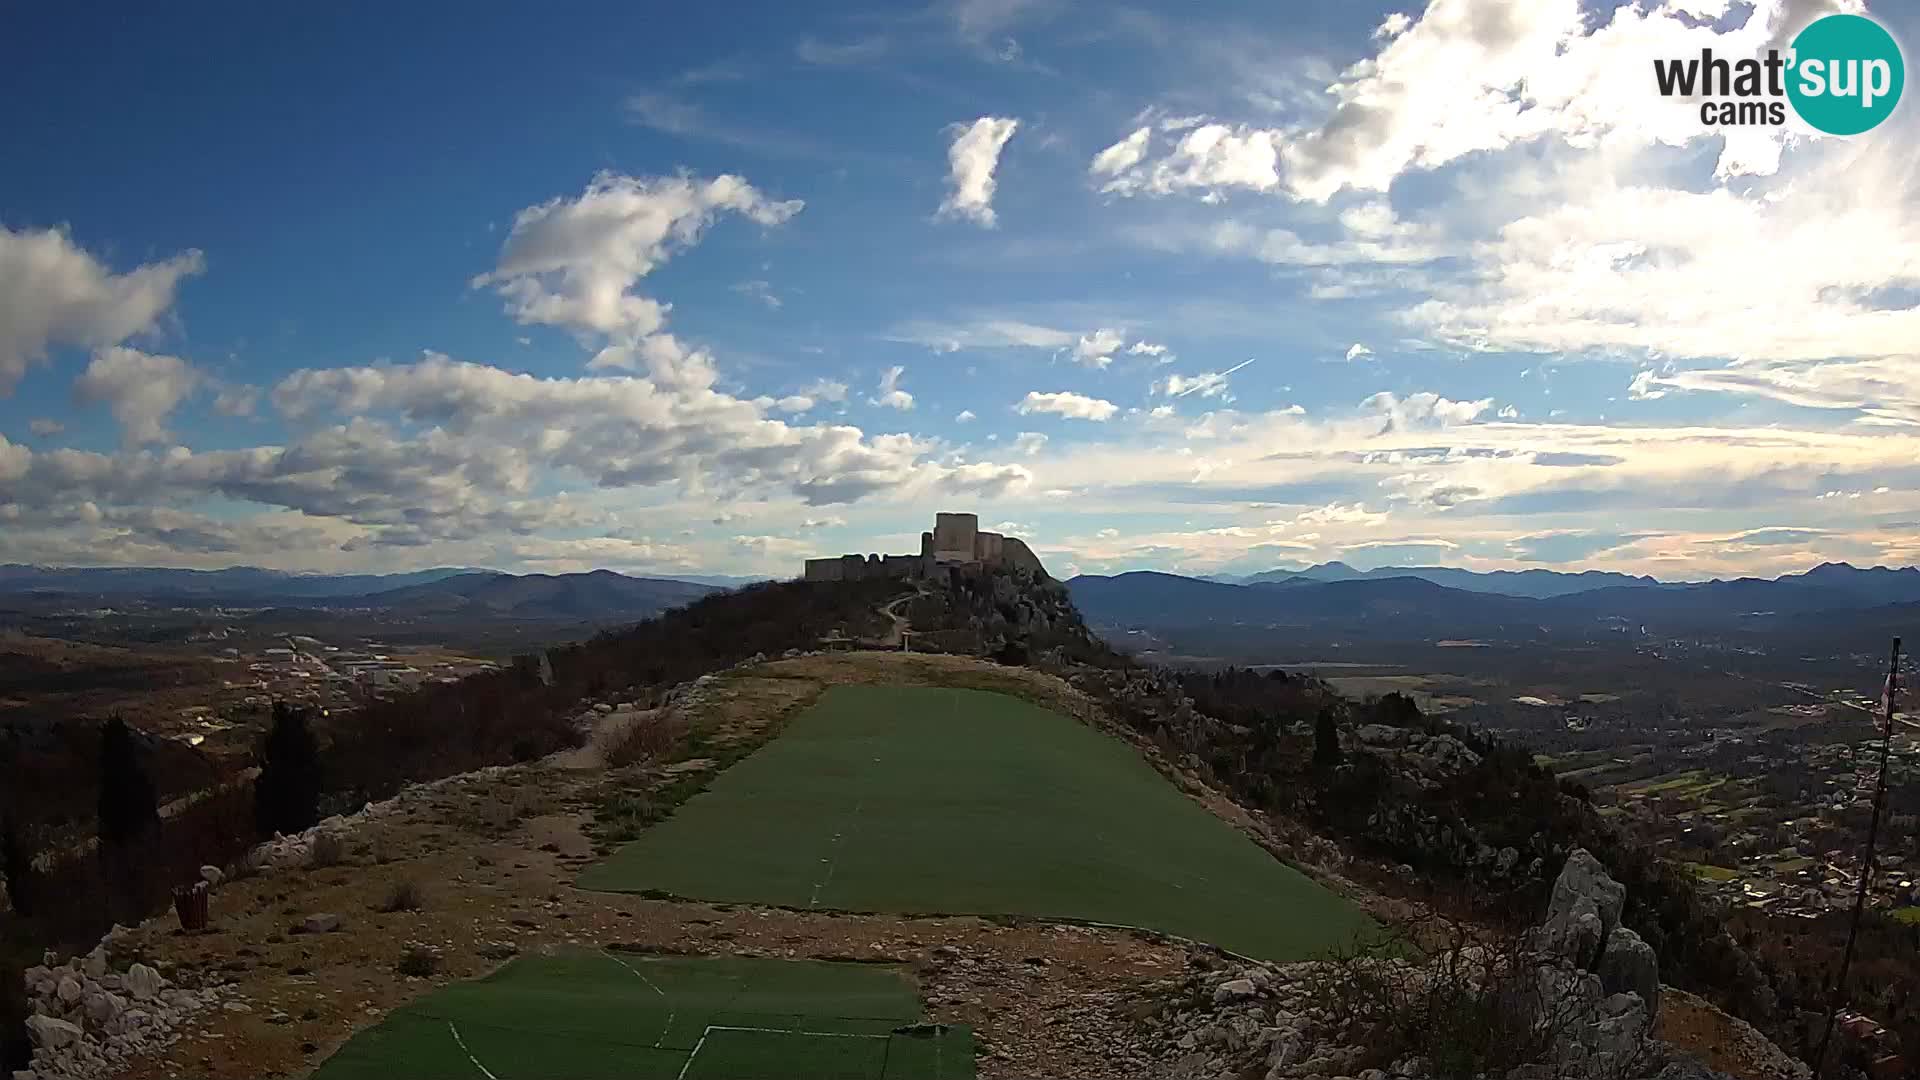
26, 1015, 82, 1050
301, 913, 343, 934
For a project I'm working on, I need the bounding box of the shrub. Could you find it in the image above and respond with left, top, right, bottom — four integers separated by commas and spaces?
395, 944, 440, 977
379, 880, 424, 913
307, 832, 348, 869
604, 714, 686, 769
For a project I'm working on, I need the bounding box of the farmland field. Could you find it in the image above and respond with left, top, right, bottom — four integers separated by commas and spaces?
312, 949, 971, 1080
580, 685, 1372, 961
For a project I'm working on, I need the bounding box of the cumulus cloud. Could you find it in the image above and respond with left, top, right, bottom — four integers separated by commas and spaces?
1070, 328, 1125, 369
938, 117, 1020, 226
0, 225, 205, 393
955, 409, 977, 422
870, 366, 914, 410
74, 346, 203, 446
1017, 390, 1118, 421
472, 172, 801, 341
1344, 343, 1372, 361
1098, 0, 1853, 203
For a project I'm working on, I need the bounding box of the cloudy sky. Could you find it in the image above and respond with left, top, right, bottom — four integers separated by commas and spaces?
3, 0, 1917, 581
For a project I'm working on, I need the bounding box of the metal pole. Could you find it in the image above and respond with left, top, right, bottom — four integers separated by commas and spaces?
1813, 636, 1902, 1078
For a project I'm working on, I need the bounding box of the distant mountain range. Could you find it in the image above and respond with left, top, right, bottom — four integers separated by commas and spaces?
338, 570, 716, 619
0, 564, 727, 618
1071, 562, 1920, 639
1221, 561, 1662, 598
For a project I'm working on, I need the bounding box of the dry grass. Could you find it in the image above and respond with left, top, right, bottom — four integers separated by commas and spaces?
604, 712, 689, 768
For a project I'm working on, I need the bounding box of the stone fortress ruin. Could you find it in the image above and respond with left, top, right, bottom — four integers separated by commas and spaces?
803, 512, 1047, 582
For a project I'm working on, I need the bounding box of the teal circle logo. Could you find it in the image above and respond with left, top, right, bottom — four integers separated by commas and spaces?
1787, 14, 1904, 135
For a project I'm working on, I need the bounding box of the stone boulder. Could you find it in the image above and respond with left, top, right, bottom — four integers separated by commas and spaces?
25, 1015, 82, 1050
124, 964, 163, 1001
1598, 927, 1661, 1016
1354, 724, 1409, 747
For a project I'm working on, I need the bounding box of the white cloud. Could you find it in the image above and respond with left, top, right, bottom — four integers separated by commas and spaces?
212, 384, 260, 417
472, 171, 801, 341
74, 346, 202, 446
1016, 390, 1118, 421
27, 418, 64, 437
1344, 343, 1372, 361
1095, 0, 1851, 203
0, 225, 204, 393
1496, 404, 1520, 419
938, 117, 1020, 227
1070, 327, 1125, 369
1011, 431, 1048, 456
770, 395, 815, 413
800, 378, 850, 403
954, 409, 977, 422
1090, 126, 1151, 179
1361, 390, 1492, 430
870, 366, 914, 410
1628, 370, 1667, 401
1127, 340, 1169, 359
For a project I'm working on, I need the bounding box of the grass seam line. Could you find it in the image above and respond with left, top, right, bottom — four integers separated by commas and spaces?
599, 948, 675, 1048
809, 798, 863, 909
446, 1020, 501, 1080
676, 1024, 895, 1080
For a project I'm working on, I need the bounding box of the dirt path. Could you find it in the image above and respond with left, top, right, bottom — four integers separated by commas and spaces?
871, 588, 919, 648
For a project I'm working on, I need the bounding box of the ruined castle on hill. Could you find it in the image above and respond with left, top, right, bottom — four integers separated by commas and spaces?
803, 512, 1047, 582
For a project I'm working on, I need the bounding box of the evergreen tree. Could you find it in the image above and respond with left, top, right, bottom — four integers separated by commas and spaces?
1, 814, 32, 916
97, 716, 160, 849
1313, 708, 1342, 769
255, 701, 322, 837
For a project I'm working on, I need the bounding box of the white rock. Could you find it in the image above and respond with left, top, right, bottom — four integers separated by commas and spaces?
199, 864, 224, 887
125, 964, 163, 1001
81, 951, 107, 979
54, 977, 82, 1005
25, 1015, 82, 1050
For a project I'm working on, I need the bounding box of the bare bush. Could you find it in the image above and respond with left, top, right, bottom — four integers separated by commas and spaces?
1304, 913, 1650, 1080
307, 832, 348, 869
604, 713, 688, 768
379, 879, 424, 913
395, 943, 440, 977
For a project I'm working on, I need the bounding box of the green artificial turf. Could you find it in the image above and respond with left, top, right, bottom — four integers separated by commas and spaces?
580, 685, 1373, 961
312, 950, 971, 1080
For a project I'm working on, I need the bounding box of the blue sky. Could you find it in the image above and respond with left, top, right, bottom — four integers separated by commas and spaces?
3, 0, 1918, 579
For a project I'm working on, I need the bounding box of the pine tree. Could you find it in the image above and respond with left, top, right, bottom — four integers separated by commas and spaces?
1313, 708, 1342, 769
254, 701, 322, 837
97, 716, 160, 849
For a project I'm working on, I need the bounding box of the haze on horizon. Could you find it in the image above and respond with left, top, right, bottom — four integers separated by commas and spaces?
3, 0, 1918, 583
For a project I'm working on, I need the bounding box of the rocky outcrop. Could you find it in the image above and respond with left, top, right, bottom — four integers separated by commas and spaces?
1541, 848, 1626, 970
1135, 851, 1709, 1080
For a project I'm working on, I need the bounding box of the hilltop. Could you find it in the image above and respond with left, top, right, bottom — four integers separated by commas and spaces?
1, 565, 1861, 1078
